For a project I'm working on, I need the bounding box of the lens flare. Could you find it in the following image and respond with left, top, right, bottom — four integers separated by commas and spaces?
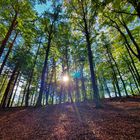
63, 75, 69, 82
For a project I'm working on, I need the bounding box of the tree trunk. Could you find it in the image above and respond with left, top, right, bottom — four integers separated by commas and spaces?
121, 19, 140, 60
59, 85, 63, 104
81, 6, 100, 106
51, 86, 55, 105
128, 64, 140, 93
10, 73, 21, 107
125, 44, 140, 84
75, 78, 80, 102
7, 71, 20, 107
99, 77, 105, 99
0, 71, 9, 96
25, 42, 41, 106
0, 12, 18, 58
21, 82, 28, 106
108, 17, 140, 60
65, 46, 73, 103
112, 80, 118, 97
36, 37, 51, 107
30, 94, 34, 106
46, 68, 54, 105
129, 79, 135, 96
107, 53, 122, 97
109, 50, 129, 97
80, 64, 87, 101
103, 77, 111, 98
0, 32, 18, 75
85, 33, 100, 106
0, 65, 18, 108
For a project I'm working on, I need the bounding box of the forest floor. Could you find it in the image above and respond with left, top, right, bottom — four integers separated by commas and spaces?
0, 97, 140, 140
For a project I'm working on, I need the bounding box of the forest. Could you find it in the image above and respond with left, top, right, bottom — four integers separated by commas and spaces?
0, 0, 140, 139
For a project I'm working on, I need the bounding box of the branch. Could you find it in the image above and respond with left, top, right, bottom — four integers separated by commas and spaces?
111, 9, 138, 16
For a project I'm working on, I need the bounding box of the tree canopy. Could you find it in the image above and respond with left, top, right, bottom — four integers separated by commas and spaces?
0, 0, 140, 108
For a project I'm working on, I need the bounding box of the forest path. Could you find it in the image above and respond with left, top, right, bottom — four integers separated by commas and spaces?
0, 97, 140, 140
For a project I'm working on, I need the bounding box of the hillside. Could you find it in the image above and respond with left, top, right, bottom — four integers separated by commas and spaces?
0, 97, 140, 140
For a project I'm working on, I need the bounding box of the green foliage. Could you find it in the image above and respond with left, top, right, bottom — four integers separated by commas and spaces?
0, 0, 140, 107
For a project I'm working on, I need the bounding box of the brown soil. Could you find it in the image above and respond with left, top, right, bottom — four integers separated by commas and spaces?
0, 97, 140, 140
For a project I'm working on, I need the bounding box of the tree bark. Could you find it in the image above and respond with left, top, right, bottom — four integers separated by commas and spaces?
10, 73, 21, 107
0, 65, 18, 108
125, 44, 140, 84
103, 77, 111, 98
0, 71, 9, 96
106, 15, 140, 60
25, 42, 41, 106
121, 19, 140, 60
109, 50, 129, 97
106, 52, 122, 97
21, 82, 28, 106
112, 80, 118, 97
0, 32, 18, 75
46, 67, 54, 105
81, 2, 100, 107
75, 78, 80, 102
0, 12, 18, 58
7, 71, 20, 107
80, 64, 87, 101
36, 36, 52, 107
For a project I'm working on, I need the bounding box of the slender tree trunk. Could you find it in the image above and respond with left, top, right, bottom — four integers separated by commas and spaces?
121, 19, 140, 60
0, 65, 18, 108
75, 78, 80, 102
42, 95, 45, 106
125, 44, 140, 84
106, 46, 128, 97
0, 72, 9, 96
46, 69, 54, 105
112, 80, 118, 97
103, 77, 111, 98
122, 54, 140, 90
25, 42, 41, 106
21, 82, 28, 106
118, 28, 140, 60
129, 79, 135, 96
52, 65, 57, 105
36, 36, 52, 107
85, 33, 100, 106
107, 53, 122, 97
10, 73, 21, 107
128, 65, 140, 93
59, 64, 65, 104
0, 12, 18, 58
109, 51, 129, 97
59, 85, 63, 104
65, 46, 73, 103
51, 86, 55, 105
33, 90, 38, 106
17, 88, 23, 106
107, 16, 140, 60
0, 33, 18, 75
7, 71, 20, 107
30, 94, 34, 106
99, 77, 105, 99
80, 64, 87, 101
82, 14, 100, 106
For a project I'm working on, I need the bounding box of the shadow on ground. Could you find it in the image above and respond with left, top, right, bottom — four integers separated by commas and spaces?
0, 97, 140, 140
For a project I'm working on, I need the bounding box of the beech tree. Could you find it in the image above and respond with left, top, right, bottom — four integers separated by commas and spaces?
0, 0, 139, 108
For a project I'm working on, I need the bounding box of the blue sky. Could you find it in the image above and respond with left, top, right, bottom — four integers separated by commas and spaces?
35, 2, 51, 15
35, 4, 46, 14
